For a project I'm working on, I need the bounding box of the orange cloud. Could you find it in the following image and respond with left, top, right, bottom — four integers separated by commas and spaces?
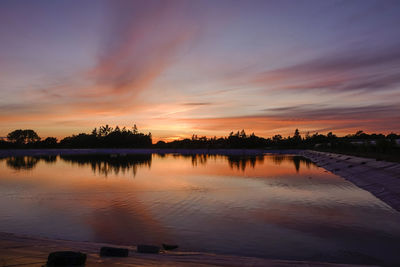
178, 105, 400, 138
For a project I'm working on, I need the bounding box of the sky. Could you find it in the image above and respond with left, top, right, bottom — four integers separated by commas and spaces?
1, 0, 400, 141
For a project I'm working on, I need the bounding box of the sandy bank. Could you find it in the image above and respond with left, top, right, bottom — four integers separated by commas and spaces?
0, 232, 371, 267
300, 150, 400, 212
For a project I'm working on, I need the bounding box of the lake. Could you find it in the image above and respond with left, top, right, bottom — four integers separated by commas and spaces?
0, 153, 399, 265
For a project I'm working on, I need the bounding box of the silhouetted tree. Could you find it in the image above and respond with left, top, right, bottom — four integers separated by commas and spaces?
272, 134, 282, 142
59, 124, 152, 148
132, 124, 138, 134
7, 129, 40, 144
327, 132, 336, 139
40, 137, 58, 148
293, 128, 301, 140
99, 125, 113, 137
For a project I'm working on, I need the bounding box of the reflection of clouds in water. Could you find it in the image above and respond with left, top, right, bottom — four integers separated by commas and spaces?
250, 202, 400, 265
87, 197, 171, 245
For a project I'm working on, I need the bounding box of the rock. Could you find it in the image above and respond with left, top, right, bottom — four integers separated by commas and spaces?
162, 243, 179, 250
47, 251, 86, 266
137, 245, 160, 254
100, 246, 129, 257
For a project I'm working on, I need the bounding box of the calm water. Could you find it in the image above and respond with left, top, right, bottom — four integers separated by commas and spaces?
0, 153, 399, 265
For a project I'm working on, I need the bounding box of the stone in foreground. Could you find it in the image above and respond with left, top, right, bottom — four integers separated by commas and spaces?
162, 243, 179, 250
100, 246, 129, 257
137, 244, 160, 254
47, 251, 86, 266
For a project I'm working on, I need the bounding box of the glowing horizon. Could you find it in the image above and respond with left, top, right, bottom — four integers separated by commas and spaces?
1, 0, 399, 141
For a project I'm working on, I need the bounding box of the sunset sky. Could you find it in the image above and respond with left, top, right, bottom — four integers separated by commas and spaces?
1, 0, 399, 141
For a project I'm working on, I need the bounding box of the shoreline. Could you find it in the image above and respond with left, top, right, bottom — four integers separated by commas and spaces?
0, 232, 371, 267
0, 148, 300, 157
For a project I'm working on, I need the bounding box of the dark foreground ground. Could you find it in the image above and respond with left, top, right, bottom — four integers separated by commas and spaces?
0, 232, 372, 267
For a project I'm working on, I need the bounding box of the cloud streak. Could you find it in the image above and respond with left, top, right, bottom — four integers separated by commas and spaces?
84, 1, 198, 103
181, 102, 213, 106
264, 104, 400, 120
180, 104, 400, 136
0, 1, 201, 124
254, 44, 400, 93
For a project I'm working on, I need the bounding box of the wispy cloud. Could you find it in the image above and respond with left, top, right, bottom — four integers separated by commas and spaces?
84, 1, 198, 103
254, 44, 400, 93
263, 104, 400, 120
181, 102, 212, 106
0, 1, 200, 124
179, 104, 400, 136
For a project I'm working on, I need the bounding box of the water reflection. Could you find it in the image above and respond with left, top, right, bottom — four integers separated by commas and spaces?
3, 155, 56, 170
1, 153, 314, 175
0, 153, 399, 265
60, 154, 152, 177
173, 154, 215, 167
269, 155, 313, 172
226, 155, 263, 171
161, 154, 313, 173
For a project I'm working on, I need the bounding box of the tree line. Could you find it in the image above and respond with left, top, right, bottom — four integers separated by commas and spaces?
1, 125, 152, 148
1, 126, 399, 153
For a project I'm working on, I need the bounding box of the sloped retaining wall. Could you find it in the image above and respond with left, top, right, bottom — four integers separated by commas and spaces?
300, 150, 400, 212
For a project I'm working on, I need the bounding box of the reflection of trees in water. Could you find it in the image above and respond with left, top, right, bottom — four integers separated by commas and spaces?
4, 155, 57, 170
175, 154, 313, 172
167, 154, 266, 171
226, 155, 265, 171
159, 153, 314, 172
173, 154, 217, 167
191, 154, 215, 166
60, 154, 152, 177
270, 155, 313, 172
3, 153, 314, 173
166, 154, 215, 167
